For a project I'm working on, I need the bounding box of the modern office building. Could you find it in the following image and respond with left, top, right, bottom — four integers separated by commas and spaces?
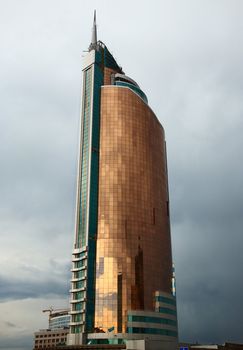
33, 309, 70, 349
67, 13, 178, 350
48, 309, 70, 330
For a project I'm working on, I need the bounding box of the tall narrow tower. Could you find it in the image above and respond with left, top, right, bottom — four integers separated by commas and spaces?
67, 14, 178, 350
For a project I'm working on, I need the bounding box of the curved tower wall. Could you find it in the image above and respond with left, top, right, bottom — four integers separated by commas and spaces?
95, 86, 173, 332
68, 38, 178, 347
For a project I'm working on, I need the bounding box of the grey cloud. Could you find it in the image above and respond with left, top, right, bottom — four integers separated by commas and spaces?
0, 274, 69, 302
0, 259, 70, 302
5, 322, 17, 328
0, 334, 32, 350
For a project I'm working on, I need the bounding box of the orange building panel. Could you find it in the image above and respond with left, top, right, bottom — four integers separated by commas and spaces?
95, 86, 173, 332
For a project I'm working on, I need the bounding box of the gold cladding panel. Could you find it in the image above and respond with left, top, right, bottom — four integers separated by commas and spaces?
103, 67, 119, 86
95, 87, 173, 333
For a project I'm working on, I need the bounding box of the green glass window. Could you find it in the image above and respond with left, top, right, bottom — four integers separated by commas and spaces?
74, 260, 86, 268
155, 295, 176, 305
127, 315, 176, 326
158, 307, 177, 316
127, 327, 177, 337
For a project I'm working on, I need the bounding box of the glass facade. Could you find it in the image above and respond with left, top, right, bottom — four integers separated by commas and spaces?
77, 67, 92, 248
155, 295, 177, 305
49, 315, 70, 330
114, 81, 148, 104
94, 86, 173, 334
69, 44, 123, 341
68, 38, 177, 346
70, 61, 98, 335
127, 315, 177, 327
127, 327, 177, 337
158, 308, 177, 316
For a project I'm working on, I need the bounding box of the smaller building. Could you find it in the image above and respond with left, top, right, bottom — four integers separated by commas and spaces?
33, 308, 70, 349
179, 343, 243, 350
192, 344, 243, 350
34, 329, 69, 349
48, 309, 70, 330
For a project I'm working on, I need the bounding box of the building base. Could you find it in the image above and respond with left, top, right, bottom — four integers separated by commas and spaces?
126, 339, 177, 350
33, 340, 176, 350
67, 332, 87, 346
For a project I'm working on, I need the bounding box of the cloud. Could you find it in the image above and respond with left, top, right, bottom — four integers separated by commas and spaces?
0, 274, 69, 302
5, 322, 17, 328
0, 253, 71, 299
0, 297, 69, 349
0, 334, 32, 350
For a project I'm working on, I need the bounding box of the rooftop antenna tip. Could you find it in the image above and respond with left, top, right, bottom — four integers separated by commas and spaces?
90, 9, 97, 49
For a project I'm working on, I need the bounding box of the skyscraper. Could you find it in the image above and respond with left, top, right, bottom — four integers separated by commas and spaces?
67, 13, 178, 350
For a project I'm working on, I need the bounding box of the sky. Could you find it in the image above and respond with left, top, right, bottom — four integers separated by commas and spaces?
0, 0, 243, 349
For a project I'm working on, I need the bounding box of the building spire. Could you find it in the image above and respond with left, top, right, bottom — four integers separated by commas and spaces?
89, 10, 97, 50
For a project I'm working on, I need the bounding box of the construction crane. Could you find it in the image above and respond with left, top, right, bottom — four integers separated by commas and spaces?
42, 307, 54, 323
42, 307, 69, 322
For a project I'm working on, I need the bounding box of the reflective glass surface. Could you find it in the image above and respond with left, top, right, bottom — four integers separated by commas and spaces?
95, 86, 173, 333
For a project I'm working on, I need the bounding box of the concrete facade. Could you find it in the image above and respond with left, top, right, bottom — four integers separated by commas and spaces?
33, 329, 69, 349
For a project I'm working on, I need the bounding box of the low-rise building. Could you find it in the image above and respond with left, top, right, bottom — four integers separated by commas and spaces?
33, 308, 70, 349
34, 328, 69, 349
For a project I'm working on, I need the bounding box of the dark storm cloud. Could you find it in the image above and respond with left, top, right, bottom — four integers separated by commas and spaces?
0, 260, 70, 302
173, 203, 243, 341
0, 275, 68, 301
167, 64, 243, 342
0, 334, 32, 350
